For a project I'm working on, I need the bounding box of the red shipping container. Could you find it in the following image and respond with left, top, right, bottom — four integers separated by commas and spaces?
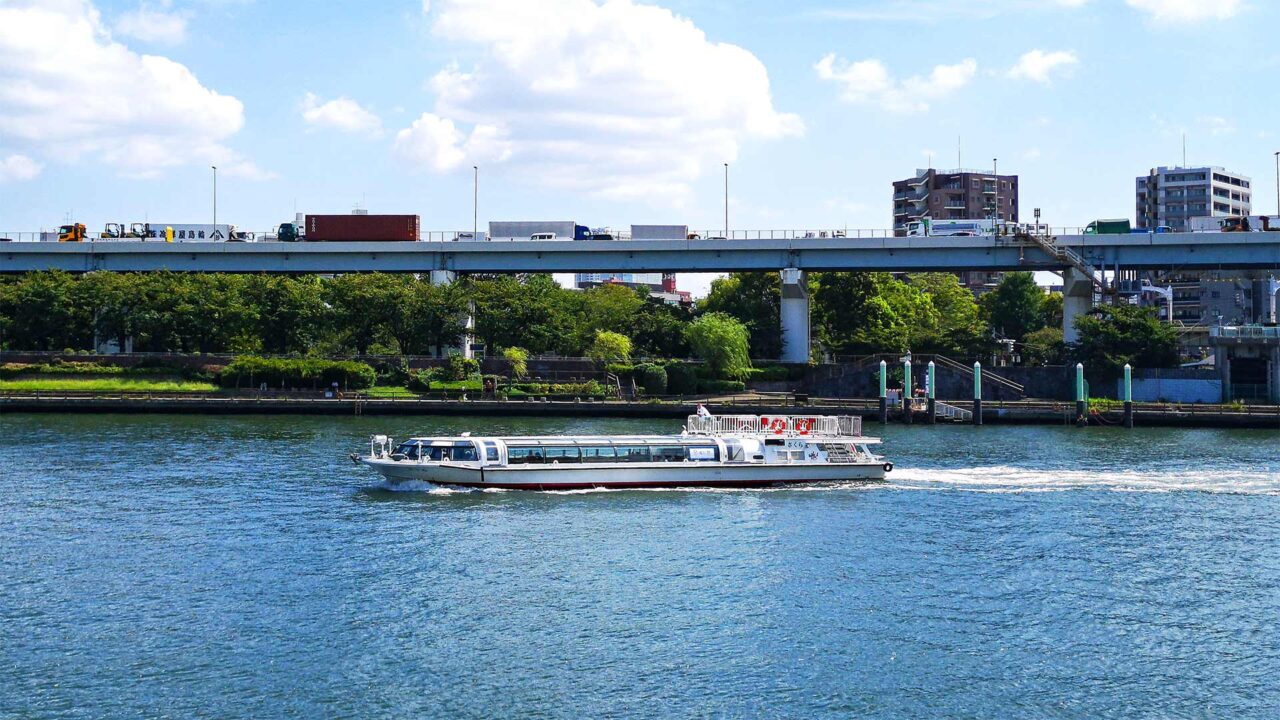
305, 215, 420, 241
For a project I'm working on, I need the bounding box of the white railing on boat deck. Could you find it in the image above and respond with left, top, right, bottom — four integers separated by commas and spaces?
687, 414, 862, 438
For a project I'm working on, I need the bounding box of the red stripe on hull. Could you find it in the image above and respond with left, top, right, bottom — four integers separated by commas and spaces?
397, 477, 882, 491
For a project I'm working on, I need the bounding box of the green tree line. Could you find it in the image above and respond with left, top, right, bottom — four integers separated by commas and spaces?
0, 270, 1175, 374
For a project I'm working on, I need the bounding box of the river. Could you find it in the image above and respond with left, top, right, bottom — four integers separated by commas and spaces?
2, 414, 1278, 718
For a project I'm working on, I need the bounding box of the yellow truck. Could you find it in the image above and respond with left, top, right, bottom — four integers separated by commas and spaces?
57, 224, 87, 242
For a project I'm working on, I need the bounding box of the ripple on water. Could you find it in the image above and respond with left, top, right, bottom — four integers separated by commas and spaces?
1, 415, 1278, 718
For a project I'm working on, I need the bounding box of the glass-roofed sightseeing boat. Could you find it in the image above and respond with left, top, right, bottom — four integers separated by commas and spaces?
352, 409, 892, 491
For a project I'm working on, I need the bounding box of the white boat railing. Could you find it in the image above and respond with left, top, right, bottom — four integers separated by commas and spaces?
687, 414, 862, 438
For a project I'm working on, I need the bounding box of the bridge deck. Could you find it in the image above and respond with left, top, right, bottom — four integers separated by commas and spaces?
3, 233, 1279, 274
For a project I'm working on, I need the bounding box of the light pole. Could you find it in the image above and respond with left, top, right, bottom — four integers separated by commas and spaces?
992, 158, 999, 224
1274, 151, 1278, 216
472, 165, 478, 238
723, 162, 729, 239
211, 165, 217, 229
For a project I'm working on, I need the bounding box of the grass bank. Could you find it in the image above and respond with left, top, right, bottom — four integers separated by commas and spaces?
0, 378, 219, 393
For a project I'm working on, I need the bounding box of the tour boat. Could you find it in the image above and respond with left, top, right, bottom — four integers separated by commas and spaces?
352, 409, 891, 491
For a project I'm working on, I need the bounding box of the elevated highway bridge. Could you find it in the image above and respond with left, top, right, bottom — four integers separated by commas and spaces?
5, 232, 1278, 362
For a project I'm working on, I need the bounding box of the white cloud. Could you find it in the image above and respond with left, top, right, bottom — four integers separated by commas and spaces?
301, 93, 383, 136
814, 0, 1090, 22
0, 0, 266, 179
814, 54, 976, 113
1126, 0, 1243, 23
1007, 49, 1079, 83
1198, 116, 1236, 136
397, 0, 802, 204
0, 153, 42, 182
113, 2, 187, 45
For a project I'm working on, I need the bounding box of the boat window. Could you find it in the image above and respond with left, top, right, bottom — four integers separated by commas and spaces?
581, 446, 617, 463
652, 446, 688, 462
722, 441, 744, 463
452, 445, 478, 462
616, 446, 651, 463
507, 447, 542, 464
543, 447, 581, 464
396, 441, 423, 459
484, 444, 500, 461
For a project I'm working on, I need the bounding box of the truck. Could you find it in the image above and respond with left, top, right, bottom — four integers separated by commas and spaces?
905, 218, 996, 237
58, 223, 87, 242
1189, 215, 1280, 232
1083, 219, 1131, 235
630, 224, 688, 241
305, 214, 419, 242
488, 221, 589, 241
137, 224, 239, 242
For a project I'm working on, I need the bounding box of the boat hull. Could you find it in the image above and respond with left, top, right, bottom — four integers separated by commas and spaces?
361, 459, 887, 490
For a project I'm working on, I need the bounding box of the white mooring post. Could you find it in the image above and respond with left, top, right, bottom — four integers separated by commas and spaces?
1123, 363, 1134, 428
973, 361, 983, 426
927, 361, 937, 425
878, 360, 888, 424
903, 359, 913, 425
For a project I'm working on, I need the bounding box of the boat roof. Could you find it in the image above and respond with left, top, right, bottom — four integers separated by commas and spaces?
400, 434, 881, 445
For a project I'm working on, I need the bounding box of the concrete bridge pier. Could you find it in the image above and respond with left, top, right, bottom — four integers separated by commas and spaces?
780, 267, 810, 364
428, 270, 475, 359
1062, 268, 1094, 345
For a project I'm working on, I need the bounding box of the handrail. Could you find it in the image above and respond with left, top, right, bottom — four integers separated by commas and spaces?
686, 413, 862, 437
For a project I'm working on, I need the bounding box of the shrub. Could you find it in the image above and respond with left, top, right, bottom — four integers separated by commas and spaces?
0, 363, 36, 379
604, 363, 635, 376
634, 363, 668, 395
444, 353, 480, 381
750, 365, 800, 382
587, 330, 632, 365
699, 379, 746, 394
406, 370, 432, 392
502, 347, 529, 379
665, 362, 698, 395
218, 356, 376, 390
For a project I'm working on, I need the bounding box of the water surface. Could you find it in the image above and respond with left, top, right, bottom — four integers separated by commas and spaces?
2, 414, 1278, 718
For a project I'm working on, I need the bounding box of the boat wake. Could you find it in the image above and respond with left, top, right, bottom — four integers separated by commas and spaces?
888, 465, 1280, 495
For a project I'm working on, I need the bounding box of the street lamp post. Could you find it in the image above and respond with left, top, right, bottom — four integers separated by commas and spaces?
1274, 151, 1279, 216
723, 162, 729, 240
211, 166, 217, 229
473, 166, 478, 238
993, 158, 999, 224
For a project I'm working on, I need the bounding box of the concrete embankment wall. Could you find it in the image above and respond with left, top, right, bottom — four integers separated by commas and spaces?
5, 396, 1280, 429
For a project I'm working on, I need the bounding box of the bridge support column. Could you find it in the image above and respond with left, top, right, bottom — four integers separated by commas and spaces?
1062, 268, 1094, 345
780, 267, 809, 364
429, 270, 475, 359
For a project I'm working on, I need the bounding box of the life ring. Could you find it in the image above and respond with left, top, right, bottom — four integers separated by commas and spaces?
883, 462, 894, 473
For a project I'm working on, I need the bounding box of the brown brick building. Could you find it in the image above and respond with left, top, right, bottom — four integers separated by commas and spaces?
892, 168, 1019, 233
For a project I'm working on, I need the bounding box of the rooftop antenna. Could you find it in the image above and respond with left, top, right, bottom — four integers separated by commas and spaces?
1182, 132, 1187, 167
957, 135, 962, 169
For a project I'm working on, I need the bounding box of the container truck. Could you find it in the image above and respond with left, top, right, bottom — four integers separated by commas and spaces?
1083, 219, 1131, 235
488, 221, 588, 241
630, 224, 688, 241
905, 219, 996, 237
305, 214, 420, 241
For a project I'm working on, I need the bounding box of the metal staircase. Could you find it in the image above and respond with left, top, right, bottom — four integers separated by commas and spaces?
1015, 227, 1106, 291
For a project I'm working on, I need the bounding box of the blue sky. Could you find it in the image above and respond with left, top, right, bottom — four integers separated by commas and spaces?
2, 0, 1277, 261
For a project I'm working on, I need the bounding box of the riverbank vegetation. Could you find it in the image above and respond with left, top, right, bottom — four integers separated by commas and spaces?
0, 270, 1177, 382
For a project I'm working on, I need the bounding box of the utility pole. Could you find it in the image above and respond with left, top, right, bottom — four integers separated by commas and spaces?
723, 162, 729, 239
1274, 151, 1279, 216
473, 165, 478, 237
211, 166, 217, 229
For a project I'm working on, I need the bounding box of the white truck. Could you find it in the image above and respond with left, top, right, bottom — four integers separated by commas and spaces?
905, 218, 997, 237
1188, 215, 1280, 232
138, 223, 247, 242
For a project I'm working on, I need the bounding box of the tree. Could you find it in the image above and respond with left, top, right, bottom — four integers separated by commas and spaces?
502, 346, 529, 379
1074, 305, 1179, 377
587, 330, 632, 364
685, 312, 752, 379
1022, 326, 1066, 366
240, 275, 330, 354
631, 300, 693, 359
906, 273, 989, 355
813, 272, 939, 355
700, 273, 781, 359
405, 280, 468, 356
982, 272, 1045, 341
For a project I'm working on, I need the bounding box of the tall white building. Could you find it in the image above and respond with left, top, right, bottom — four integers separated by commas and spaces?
1136, 166, 1251, 231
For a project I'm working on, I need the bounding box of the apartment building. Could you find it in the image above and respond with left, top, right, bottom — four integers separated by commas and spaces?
1135, 166, 1251, 231
892, 168, 1019, 233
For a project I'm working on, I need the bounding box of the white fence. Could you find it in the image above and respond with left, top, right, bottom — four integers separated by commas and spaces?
686, 414, 862, 437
